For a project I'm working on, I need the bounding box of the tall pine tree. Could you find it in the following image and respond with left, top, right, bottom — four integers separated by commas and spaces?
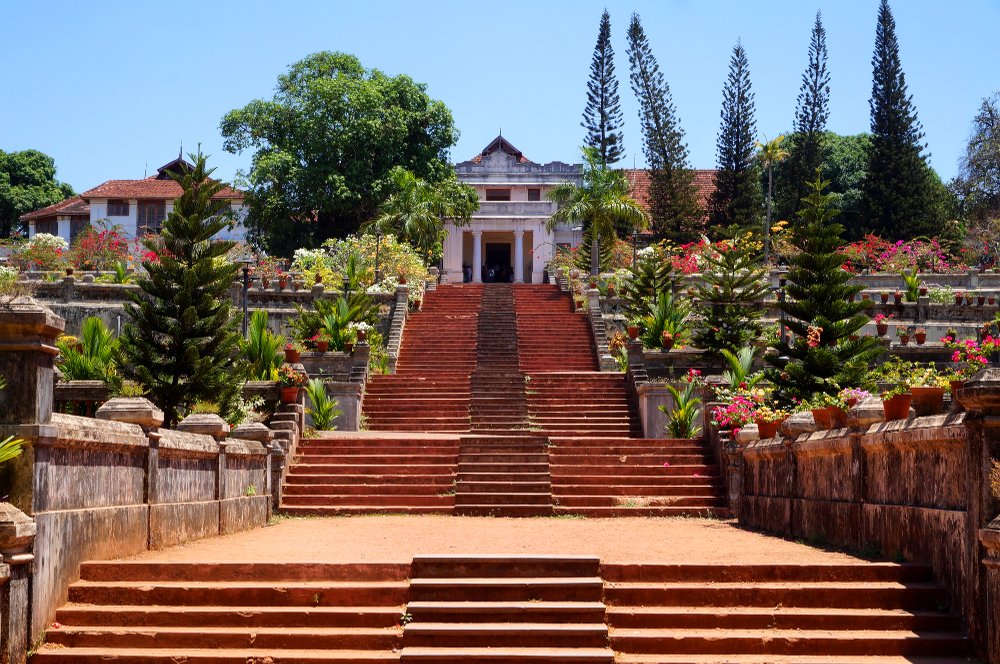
582, 9, 625, 166
861, 0, 941, 239
777, 11, 831, 223
120, 155, 246, 426
709, 42, 762, 234
626, 12, 700, 243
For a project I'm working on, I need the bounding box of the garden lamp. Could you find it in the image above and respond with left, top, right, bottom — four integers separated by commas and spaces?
343, 274, 351, 298
631, 229, 639, 267
240, 256, 254, 338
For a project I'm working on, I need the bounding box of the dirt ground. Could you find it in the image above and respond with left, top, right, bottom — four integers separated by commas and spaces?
128, 516, 869, 565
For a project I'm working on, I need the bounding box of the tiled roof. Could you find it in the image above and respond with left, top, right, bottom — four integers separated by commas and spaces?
79, 176, 243, 201
624, 168, 717, 217
471, 135, 532, 164
19, 195, 90, 221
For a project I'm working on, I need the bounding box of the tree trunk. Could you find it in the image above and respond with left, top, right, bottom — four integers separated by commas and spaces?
591, 234, 600, 277
765, 165, 773, 263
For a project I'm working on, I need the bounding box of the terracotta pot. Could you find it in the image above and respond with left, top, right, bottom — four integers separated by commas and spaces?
899, 334, 909, 345
978, 295, 986, 306
279, 387, 299, 404
811, 407, 834, 430
756, 419, 780, 439
950, 379, 966, 394
316, 340, 329, 353
344, 342, 353, 353
413, 298, 422, 310
627, 325, 639, 340
880, 292, 889, 304
261, 278, 270, 290
65, 267, 74, 276
357, 329, 367, 343
862, 293, 871, 301
661, 332, 674, 351
919, 286, 928, 296
315, 273, 323, 284
830, 407, 849, 429
882, 393, 912, 421
284, 349, 300, 364
893, 292, 903, 305
990, 297, 996, 305
955, 294, 964, 305
910, 386, 944, 416
915, 332, 926, 345
278, 278, 287, 290
876, 323, 888, 336
589, 280, 598, 289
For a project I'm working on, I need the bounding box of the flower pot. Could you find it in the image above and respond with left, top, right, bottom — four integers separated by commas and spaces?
862, 293, 871, 301
412, 298, 422, 310
589, 280, 598, 289
279, 387, 299, 404
316, 340, 329, 353
919, 286, 928, 296
315, 273, 322, 284
811, 407, 834, 430
978, 295, 986, 306
950, 379, 966, 394
882, 393, 912, 421
990, 296, 997, 305
756, 418, 780, 439
627, 325, 639, 340
876, 323, 888, 336
955, 294, 964, 305
893, 292, 903, 305
344, 342, 353, 353
284, 349, 300, 364
65, 267, 74, 276
357, 329, 367, 343
661, 332, 674, 351
261, 278, 270, 290
398, 276, 407, 285
880, 292, 889, 304
898, 334, 909, 345
915, 332, 926, 345
278, 279, 287, 291
910, 386, 944, 417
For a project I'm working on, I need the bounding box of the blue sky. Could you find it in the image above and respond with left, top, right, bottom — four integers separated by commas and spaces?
2, 0, 997, 193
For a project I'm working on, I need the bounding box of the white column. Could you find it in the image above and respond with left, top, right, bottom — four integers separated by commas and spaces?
56, 217, 72, 243
472, 230, 482, 283
513, 230, 524, 283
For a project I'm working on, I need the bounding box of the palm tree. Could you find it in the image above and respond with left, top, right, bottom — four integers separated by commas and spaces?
547, 147, 648, 276
370, 168, 477, 267
756, 135, 789, 263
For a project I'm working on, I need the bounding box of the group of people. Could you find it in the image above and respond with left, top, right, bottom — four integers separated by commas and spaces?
462, 264, 516, 283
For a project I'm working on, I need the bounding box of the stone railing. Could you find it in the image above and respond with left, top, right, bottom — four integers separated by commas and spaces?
732, 376, 1000, 663
476, 200, 557, 217
384, 284, 409, 374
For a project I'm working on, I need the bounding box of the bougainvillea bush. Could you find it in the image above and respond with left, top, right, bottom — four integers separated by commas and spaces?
70, 222, 132, 271
838, 234, 965, 274
10, 233, 68, 271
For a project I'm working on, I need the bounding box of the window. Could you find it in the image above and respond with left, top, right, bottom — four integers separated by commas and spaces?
137, 201, 166, 235
107, 199, 129, 216
36, 220, 57, 235
69, 219, 89, 243
527, 188, 541, 202
485, 188, 511, 202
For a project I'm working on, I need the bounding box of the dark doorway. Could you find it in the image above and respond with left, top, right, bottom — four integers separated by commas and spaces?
484, 242, 512, 283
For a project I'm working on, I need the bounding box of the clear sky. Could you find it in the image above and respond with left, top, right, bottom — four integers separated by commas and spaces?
2, 0, 997, 193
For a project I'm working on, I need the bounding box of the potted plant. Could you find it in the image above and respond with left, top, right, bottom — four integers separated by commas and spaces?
315, 272, 323, 284
880, 291, 890, 304
661, 331, 675, 351
276, 365, 308, 404
398, 274, 408, 285
978, 293, 987, 306
277, 272, 288, 291
284, 341, 304, 364
955, 291, 964, 305
839, 387, 872, 410
874, 313, 890, 336
990, 295, 997, 306
412, 295, 422, 311
893, 290, 903, 305
918, 284, 928, 297
626, 323, 640, 340
862, 292, 871, 301
754, 405, 789, 439
315, 332, 330, 354
914, 326, 927, 345
943, 335, 997, 390
896, 325, 910, 345
907, 363, 947, 416
881, 384, 912, 421
809, 392, 848, 430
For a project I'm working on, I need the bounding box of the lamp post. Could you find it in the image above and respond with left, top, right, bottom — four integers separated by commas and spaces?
374, 230, 383, 285
343, 275, 351, 299
632, 229, 639, 267
240, 256, 253, 338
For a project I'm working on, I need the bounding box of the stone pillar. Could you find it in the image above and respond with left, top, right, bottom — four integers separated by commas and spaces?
231, 422, 275, 517
96, 398, 164, 506
472, 230, 482, 283
0, 503, 35, 664
513, 230, 524, 283
327, 382, 363, 431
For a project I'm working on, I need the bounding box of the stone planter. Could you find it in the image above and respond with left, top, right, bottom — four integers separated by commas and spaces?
910, 386, 944, 416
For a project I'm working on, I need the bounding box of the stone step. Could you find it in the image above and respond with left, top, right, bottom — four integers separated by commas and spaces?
77, 562, 410, 583
31, 648, 402, 663
68, 581, 410, 606
283, 494, 454, 507
406, 600, 605, 623
605, 606, 963, 631
454, 492, 552, 506
409, 577, 602, 602
404, 622, 608, 648
55, 604, 403, 628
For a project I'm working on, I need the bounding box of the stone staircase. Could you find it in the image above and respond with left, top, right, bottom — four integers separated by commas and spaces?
604, 562, 975, 662
514, 284, 598, 372
401, 555, 614, 664
34, 561, 408, 662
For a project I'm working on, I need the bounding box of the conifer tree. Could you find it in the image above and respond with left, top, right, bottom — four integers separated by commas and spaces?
621, 242, 675, 323
709, 42, 762, 234
767, 173, 882, 403
582, 9, 625, 166
626, 13, 700, 243
861, 0, 940, 239
777, 11, 831, 223
693, 232, 771, 361
120, 155, 245, 426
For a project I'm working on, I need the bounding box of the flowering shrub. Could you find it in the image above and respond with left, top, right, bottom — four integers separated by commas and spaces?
839, 235, 965, 274
943, 335, 998, 377
275, 365, 308, 387
711, 395, 759, 434
839, 387, 872, 403
70, 222, 131, 270
291, 234, 426, 292
11, 233, 68, 271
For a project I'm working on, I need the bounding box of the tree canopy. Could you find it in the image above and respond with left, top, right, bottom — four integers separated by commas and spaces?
220, 51, 459, 255
0, 149, 75, 237
953, 91, 1000, 225
582, 10, 625, 166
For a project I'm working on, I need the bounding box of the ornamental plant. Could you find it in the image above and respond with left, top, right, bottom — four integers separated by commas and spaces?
70, 221, 131, 270
11, 233, 67, 271
661, 371, 703, 439
754, 405, 789, 422
943, 335, 997, 377
711, 394, 760, 433
276, 365, 308, 388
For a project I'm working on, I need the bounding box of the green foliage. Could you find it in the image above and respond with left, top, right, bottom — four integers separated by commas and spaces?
626, 13, 700, 242
220, 51, 459, 254
305, 378, 342, 430
861, 0, 945, 239
0, 436, 25, 465
621, 243, 675, 322
289, 294, 375, 349
292, 234, 426, 294
953, 91, 1000, 225
709, 43, 763, 235
901, 269, 920, 302
547, 147, 648, 276
0, 148, 75, 237
640, 292, 690, 349
119, 154, 247, 426
692, 235, 770, 360
720, 346, 764, 391
766, 173, 883, 403
56, 317, 122, 391
660, 381, 702, 439
582, 10, 625, 165
245, 310, 285, 380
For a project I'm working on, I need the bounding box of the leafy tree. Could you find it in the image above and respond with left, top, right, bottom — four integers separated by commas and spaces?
220, 52, 459, 255
582, 10, 625, 165
709, 43, 762, 235
547, 147, 648, 276
692, 233, 770, 361
626, 13, 700, 243
119, 154, 246, 426
766, 174, 882, 403
756, 136, 789, 261
777, 12, 831, 224
861, 0, 943, 239
953, 91, 1000, 225
0, 149, 75, 237
369, 167, 477, 266
621, 242, 675, 322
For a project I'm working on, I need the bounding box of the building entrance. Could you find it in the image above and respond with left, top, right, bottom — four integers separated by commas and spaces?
484, 242, 513, 282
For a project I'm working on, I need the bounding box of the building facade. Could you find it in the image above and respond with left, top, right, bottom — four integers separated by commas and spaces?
21, 157, 247, 244
443, 136, 582, 284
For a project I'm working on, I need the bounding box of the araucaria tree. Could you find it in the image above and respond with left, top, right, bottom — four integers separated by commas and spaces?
582, 10, 625, 166
776, 12, 831, 224
767, 173, 882, 403
860, 0, 941, 239
120, 155, 245, 426
221, 52, 458, 254
626, 13, 700, 243
709, 42, 762, 234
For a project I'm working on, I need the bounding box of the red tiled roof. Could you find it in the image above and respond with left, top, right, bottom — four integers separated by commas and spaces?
19, 195, 90, 222
624, 169, 716, 216
79, 176, 243, 201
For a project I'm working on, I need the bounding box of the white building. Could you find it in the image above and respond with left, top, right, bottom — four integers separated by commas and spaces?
442, 136, 583, 284
21, 156, 247, 244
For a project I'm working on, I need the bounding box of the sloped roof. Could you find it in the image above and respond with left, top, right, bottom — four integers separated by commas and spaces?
470, 135, 532, 164
79, 176, 243, 201
20, 195, 90, 221
625, 169, 717, 218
